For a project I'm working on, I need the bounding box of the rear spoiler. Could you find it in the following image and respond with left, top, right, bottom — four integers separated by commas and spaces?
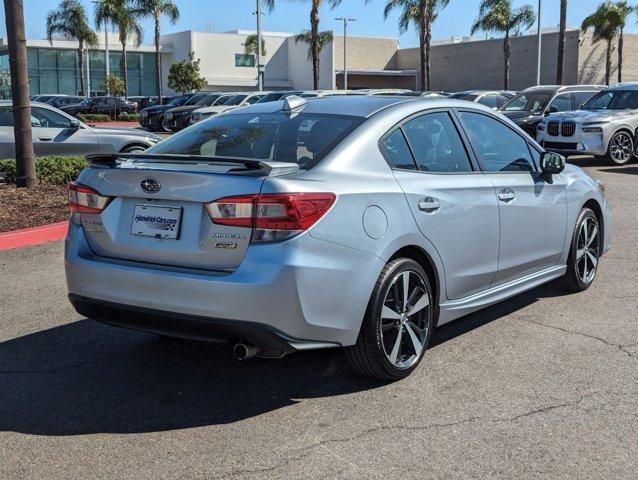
86, 153, 300, 177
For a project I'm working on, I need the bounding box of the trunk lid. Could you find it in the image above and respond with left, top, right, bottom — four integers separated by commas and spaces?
76, 160, 276, 270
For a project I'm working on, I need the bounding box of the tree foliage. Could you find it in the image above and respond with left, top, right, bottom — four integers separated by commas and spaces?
102, 74, 126, 96
244, 34, 267, 57
167, 52, 207, 94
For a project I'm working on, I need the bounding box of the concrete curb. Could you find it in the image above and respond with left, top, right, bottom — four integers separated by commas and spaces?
0, 221, 68, 251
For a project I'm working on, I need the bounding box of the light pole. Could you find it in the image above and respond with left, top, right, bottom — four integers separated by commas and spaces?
255, 0, 264, 91
335, 17, 355, 90
92, 0, 109, 96
536, 0, 542, 85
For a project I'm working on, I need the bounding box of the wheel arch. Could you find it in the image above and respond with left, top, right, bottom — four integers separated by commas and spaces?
388, 245, 442, 327
119, 141, 151, 153
582, 198, 604, 247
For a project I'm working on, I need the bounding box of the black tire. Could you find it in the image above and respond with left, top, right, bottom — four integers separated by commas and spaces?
121, 145, 147, 154
346, 258, 435, 380
561, 208, 601, 293
605, 131, 635, 165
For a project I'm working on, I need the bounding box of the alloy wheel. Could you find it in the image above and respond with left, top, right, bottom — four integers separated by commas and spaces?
576, 216, 600, 285
610, 132, 633, 164
380, 270, 431, 369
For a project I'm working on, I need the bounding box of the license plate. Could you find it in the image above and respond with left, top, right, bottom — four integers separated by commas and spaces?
131, 205, 182, 239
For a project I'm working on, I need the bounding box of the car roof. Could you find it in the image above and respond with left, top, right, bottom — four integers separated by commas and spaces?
605, 82, 638, 91
224, 95, 428, 118
522, 84, 605, 94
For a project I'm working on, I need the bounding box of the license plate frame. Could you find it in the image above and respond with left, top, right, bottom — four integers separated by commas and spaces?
131, 204, 182, 240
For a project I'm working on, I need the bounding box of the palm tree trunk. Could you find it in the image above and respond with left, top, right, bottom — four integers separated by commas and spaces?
310, 3, 319, 90
155, 9, 162, 103
618, 27, 623, 83
425, 14, 432, 91
605, 38, 612, 85
418, 0, 428, 92
122, 40, 128, 99
78, 42, 86, 96
3, 0, 36, 187
503, 31, 511, 90
556, 0, 567, 84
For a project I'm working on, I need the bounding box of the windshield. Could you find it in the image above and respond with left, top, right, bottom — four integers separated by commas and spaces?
147, 112, 363, 170
185, 94, 207, 105
79, 98, 91, 105
450, 93, 479, 101
222, 95, 248, 106
168, 95, 190, 107
196, 94, 221, 107
500, 92, 553, 112
583, 90, 638, 110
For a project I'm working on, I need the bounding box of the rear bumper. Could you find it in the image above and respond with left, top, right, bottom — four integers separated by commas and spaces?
65, 221, 384, 348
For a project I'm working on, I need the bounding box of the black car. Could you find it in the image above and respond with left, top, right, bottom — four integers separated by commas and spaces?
254, 91, 304, 103
46, 95, 86, 109
61, 96, 137, 117
499, 85, 604, 136
139, 93, 200, 132
163, 93, 228, 132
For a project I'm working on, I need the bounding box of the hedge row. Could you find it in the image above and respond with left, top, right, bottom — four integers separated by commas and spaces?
0, 156, 87, 185
78, 112, 141, 123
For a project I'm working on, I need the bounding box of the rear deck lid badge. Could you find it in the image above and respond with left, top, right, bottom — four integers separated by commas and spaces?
141, 179, 161, 194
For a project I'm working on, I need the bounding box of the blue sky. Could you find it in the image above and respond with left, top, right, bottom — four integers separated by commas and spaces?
2, 0, 637, 48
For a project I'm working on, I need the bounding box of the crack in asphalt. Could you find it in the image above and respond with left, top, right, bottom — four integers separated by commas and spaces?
213, 390, 638, 479
514, 316, 635, 358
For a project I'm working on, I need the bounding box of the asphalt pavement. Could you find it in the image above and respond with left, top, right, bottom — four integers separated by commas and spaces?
0, 158, 636, 479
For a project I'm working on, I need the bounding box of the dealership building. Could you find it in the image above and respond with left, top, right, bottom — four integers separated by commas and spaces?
1, 27, 638, 98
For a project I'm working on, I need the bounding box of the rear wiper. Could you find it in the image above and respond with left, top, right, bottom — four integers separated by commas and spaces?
86, 153, 300, 176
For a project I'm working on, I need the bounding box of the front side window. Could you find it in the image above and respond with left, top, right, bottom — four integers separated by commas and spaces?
30, 107, 72, 128
402, 112, 473, 172
235, 54, 255, 67
478, 94, 499, 108
147, 112, 363, 170
382, 129, 417, 170
458, 111, 534, 172
548, 94, 572, 112
501, 92, 552, 113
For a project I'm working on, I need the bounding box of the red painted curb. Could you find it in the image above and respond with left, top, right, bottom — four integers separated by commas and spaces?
0, 221, 68, 251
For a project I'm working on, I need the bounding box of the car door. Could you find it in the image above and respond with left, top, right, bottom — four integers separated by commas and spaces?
383, 110, 500, 300
457, 110, 568, 286
30, 107, 99, 156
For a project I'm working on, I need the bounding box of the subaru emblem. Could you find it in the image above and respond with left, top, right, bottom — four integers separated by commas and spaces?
141, 179, 161, 194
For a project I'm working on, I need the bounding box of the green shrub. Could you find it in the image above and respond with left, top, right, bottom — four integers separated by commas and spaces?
0, 156, 88, 185
117, 112, 141, 122
78, 113, 111, 123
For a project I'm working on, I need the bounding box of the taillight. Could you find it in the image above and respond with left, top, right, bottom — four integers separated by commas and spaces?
206, 193, 336, 243
68, 181, 111, 214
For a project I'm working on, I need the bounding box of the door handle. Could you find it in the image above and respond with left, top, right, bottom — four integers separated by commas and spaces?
418, 197, 441, 212
38, 137, 52, 141
498, 188, 516, 202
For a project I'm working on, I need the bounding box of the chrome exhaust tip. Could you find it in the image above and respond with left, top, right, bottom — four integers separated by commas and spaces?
233, 342, 260, 360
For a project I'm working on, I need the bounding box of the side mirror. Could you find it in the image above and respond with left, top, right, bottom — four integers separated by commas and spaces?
69, 119, 81, 129
545, 105, 559, 116
541, 151, 566, 175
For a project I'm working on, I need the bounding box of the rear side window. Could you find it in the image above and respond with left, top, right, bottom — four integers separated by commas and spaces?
148, 112, 363, 170
458, 111, 534, 172
382, 129, 417, 170
0, 107, 13, 126
573, 91, 598, 109
402, 112, 473, 172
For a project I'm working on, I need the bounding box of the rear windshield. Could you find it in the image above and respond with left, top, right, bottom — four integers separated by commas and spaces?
451, 93, 479, 101
147, 112, 363, 169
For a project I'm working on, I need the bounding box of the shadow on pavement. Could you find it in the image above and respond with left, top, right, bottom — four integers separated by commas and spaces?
0, 281, 566, 436
600, 166, 638, 175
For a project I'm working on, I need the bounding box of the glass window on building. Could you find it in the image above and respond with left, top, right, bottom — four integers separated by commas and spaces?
0, 49, 10, 99
235, 54, 255, 67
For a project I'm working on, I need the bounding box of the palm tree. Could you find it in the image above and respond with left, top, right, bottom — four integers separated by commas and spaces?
556, 0, 568, 84
294, 30, 333, 84
581, 1, 626, 85
134, 0, 179, 104
380, 0, 450, 91
46, 0, 98, 97
610, 1, 636, 83
95, 0, 143, 98
471, 0, 535, 90
266, 0, 342, 89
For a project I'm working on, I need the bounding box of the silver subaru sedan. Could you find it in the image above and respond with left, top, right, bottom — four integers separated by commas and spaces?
65, 95, 612, 380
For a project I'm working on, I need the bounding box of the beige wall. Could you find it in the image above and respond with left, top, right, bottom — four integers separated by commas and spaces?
332, 35, 399, 71
578, 31, 638, 84
396, 30, 581, 91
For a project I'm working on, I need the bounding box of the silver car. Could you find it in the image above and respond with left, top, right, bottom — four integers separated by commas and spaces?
537, 83, 638, 165
0, 101, 161, 158
65, 95, 612, 379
